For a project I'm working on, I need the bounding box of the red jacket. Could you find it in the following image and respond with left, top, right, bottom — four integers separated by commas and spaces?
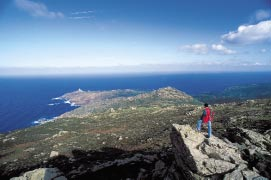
202, 107, 211, 123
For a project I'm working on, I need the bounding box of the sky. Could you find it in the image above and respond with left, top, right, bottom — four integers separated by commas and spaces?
0, 0, 271, 75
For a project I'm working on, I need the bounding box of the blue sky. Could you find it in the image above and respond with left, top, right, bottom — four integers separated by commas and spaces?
0, 0, 271, 75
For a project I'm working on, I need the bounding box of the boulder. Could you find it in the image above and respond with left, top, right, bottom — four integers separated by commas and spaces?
10, 168, 67, 180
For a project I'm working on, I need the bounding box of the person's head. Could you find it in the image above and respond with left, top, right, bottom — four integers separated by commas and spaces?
204, 103, 208, 107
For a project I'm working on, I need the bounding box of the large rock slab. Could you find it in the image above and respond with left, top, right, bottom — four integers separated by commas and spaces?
171, 124, 245, 177
10, 168, 67, 180
170, 124, 269, 179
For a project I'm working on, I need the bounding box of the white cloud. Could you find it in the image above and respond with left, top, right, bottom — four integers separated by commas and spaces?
71, 10, 94, 15
182, 44, 208, 54
15, 0, 64, 19
254, 9, 271, 21
222, 20, 271, 44
69, 10, 95, 20
211, 44, 236, 54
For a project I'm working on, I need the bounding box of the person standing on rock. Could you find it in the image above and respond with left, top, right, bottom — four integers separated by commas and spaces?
196, 103, 213, 138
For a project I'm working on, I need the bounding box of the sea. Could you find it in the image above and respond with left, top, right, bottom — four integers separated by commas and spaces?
1, 72, 271, 133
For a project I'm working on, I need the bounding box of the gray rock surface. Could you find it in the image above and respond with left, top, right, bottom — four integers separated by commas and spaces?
226, 127, 271, 179
171, 124, 244, 176
228, 128, 271, 151
10, 168, 67, 180
170, 124, 268, 179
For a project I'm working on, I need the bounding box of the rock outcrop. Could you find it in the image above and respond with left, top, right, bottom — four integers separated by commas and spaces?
226, 127, 271, 152
10, 168, 67, 180
226, 127, 271, 179
170, 124, 268, 179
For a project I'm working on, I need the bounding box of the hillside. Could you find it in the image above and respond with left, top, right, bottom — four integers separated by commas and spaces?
0, 87, 270, 179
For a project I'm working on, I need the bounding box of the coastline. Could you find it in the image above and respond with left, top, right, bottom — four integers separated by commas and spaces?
32, 96, 81, 126
1, 73, 271, 133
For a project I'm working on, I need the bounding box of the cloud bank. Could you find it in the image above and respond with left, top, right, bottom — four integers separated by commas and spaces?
15, 0, 64, 19
222, 20, 271, 44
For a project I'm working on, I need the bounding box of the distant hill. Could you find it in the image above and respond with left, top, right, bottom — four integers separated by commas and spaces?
195, 83, 271, 104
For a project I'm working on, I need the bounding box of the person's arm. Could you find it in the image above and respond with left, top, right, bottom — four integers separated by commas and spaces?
200, 109, 206, 120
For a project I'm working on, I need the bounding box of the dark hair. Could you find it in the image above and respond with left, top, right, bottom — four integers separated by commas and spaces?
204, 103, 208, 107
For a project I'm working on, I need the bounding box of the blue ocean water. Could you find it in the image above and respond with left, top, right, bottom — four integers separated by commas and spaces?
1, 72, 271, 133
